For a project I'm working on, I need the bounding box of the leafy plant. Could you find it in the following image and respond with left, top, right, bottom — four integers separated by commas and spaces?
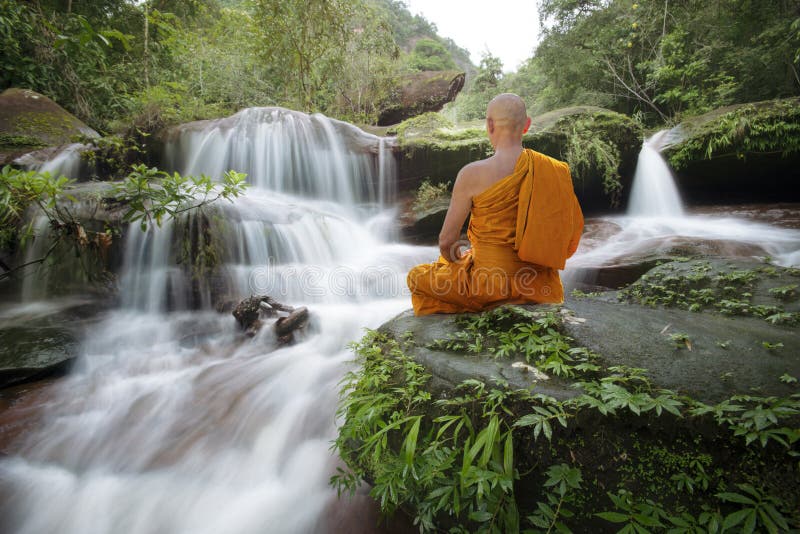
412, 179, 451, 214
717, 483, 790, 534
111, 164, 248, 232
526, 464, 582, 533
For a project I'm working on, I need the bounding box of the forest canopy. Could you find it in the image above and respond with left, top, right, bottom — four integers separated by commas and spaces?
1, 0, 798, 131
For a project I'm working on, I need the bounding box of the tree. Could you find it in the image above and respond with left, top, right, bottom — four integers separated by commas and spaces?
407, 38, 456, 71
252, 0, 356, 111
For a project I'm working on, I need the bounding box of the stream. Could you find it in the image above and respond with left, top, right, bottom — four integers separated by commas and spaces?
1, 116, 799, 533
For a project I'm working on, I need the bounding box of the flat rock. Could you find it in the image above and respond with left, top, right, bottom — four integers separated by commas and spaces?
0, 325, 78, 388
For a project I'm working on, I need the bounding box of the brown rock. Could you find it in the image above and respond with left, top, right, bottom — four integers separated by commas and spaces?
378, 71, 465, 126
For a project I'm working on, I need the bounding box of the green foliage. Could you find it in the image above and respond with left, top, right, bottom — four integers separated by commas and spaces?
332, 330, 524, 533
407, 38, 456, 71
112, 164, 248, 232
561, 117, 622, 204
334, 306, 800, 532
526, 464, 582, 533
517, 0, 800, 122
667, 99, 800, 170
620, 260, 800, 325
428, 306, 599, 379
717, 484, 791, 534
412, 179, 450, 214
450, 52, 504, 122
0, 165, 70, 250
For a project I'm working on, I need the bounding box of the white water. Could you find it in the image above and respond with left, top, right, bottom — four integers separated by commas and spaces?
3, 118, 799, 533
15, 142, 88, 181
566, 130, 800, 279
1, 108, 430, 534
627, 131, 684, 217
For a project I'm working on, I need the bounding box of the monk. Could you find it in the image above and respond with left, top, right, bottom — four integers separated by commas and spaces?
406, 93, 584, 316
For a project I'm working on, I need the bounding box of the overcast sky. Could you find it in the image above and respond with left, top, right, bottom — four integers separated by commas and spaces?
402, 0, 542, 72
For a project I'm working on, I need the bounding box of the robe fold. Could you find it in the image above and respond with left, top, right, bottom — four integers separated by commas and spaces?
407, 149, 583, 316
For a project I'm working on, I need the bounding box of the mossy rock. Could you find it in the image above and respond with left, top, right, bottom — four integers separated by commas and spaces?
663, 97, 800, 204
0, 88, 98, 164
394, 107, 641, 215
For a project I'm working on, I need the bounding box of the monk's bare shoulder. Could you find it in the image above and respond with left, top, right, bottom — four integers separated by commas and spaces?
455, 159, 492, 196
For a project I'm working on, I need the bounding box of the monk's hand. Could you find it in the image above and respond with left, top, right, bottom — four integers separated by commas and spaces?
440, 239, 469, 263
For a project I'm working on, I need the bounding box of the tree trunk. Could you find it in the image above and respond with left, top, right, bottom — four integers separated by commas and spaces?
144, 1, 150, 88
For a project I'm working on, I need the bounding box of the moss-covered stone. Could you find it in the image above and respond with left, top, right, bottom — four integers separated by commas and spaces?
342, 296, 800, 532
663, 97, 800, 204
0, 88, 98, 164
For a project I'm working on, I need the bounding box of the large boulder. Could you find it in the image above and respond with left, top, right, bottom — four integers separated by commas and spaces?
0, 88, 98, 165
377, 70, 465, 126
663, 97, 800, 203
337, 257, 800, 531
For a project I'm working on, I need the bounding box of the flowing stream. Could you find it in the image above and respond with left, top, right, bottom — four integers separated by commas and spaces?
1, 108, 430, 534
2, 120, 799, 533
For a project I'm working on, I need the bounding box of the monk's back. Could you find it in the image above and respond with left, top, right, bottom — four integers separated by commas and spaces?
464, 149, 524, 199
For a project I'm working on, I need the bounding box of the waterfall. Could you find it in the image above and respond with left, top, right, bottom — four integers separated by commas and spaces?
0, 107, 433, 534
16, 142, 88, 181
627, 130, 684, 217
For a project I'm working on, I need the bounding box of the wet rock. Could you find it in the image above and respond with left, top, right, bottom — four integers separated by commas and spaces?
232, 295, 309, 343
0, 326, 78, 388
379, 257, 800, 403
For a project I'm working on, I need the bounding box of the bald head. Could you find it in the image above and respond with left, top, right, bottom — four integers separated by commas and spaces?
486, 93, 528, 133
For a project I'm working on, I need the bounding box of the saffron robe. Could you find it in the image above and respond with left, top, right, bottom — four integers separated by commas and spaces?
407, 149, 583, 316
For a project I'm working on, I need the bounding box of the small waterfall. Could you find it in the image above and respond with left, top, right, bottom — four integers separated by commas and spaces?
163, 107, 390, 208
0, 107, 433, 534
627, 130, 684, 217
16, 142, 88, 181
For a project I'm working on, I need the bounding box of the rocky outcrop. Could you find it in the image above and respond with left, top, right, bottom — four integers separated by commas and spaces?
377, 70, 465, 126
380, 258, 800, 403
0, 325, 78, 388
0, 88, 98, 165
663, 97, 800, 204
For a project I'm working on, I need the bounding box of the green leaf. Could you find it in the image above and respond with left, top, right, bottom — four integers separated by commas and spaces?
596, 511, 629, 523
721, 508, 752, 530
717, 492, 756, 505
503, 432, 514, 477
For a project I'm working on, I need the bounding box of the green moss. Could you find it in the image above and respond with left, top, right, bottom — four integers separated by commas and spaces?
666, 97, 800, 170
0, 133, 47, 149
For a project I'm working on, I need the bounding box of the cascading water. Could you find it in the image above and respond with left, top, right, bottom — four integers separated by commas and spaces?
626, 130, 684, 217
0, 108, 431, 534
565, 130, 800, 282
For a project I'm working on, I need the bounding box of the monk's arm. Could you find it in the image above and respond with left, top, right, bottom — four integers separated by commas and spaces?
438, 169, 472, 262
567, 195, 585, 258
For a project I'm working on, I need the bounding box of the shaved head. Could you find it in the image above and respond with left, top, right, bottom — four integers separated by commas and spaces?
486, 93, 528, 132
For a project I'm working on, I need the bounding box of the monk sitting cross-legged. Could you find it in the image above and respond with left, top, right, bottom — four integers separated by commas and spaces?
406, 93, 584, 316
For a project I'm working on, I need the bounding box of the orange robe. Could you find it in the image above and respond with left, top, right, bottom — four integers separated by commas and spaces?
407, 149, 583, 316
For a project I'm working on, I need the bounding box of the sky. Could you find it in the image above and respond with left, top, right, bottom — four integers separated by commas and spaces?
402, 0, 542, 72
